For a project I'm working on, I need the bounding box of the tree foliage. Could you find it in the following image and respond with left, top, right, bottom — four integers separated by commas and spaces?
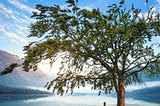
1, 0, 159, 105
0, 63, 18, 75
24, 0, 160, 95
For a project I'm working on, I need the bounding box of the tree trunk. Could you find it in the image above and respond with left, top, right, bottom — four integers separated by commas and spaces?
117, 77, 125, 106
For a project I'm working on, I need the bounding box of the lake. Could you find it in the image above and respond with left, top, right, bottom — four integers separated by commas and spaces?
0, 95, 160, 106
0, 81, 160, 106
0, 92, 160, 106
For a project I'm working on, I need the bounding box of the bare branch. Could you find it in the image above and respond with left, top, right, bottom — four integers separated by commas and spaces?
125, 55, 148, 71
126, 62, 150, 77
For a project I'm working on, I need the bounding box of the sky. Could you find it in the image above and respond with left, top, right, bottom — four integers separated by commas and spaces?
0, 0, 160, 58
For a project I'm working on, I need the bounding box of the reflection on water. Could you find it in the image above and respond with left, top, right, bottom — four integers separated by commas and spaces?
0, 95, 160, 106
0, 81, 160, 106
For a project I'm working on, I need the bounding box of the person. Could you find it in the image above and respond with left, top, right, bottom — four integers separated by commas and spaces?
103, 102, 106, 106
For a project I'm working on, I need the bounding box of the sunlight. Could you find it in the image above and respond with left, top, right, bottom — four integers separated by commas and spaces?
37, 59, 62, 76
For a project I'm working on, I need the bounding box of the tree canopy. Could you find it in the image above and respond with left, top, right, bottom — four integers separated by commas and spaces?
1, 0, 160, 106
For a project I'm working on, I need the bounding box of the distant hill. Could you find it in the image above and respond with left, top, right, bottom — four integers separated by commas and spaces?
0, 85, 51, 102
130, 86, 160, 104
0, 50, 48, 87
0, 85, 50, 94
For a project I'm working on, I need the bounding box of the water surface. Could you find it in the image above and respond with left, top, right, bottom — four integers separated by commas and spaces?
0, 81, 160, 106
0, 93, 159, 106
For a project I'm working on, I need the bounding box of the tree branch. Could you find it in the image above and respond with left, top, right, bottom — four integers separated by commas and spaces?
125, 55, 147, 71
125, 59, 156, 73
125, 58, 159, 77
126, 62, 150, 77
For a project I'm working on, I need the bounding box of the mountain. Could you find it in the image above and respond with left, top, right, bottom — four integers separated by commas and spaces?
0, 50, 48, 87
0, 50, 20, 67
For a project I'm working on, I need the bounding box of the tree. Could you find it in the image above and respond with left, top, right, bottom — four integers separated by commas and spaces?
1, 0, 160, 106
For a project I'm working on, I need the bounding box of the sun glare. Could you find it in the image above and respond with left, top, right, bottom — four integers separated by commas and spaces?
38, 59, 62, 76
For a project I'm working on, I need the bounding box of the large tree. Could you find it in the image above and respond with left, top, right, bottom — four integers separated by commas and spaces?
1, 0, 160, 106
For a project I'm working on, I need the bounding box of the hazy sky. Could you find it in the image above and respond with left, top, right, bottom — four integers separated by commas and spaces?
0, 0, 160, 58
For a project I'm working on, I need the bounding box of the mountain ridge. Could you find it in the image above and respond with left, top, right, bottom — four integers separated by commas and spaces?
0, 49, 48, 88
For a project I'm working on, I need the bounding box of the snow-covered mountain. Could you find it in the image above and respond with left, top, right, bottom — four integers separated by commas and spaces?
0, 50, 47, 87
